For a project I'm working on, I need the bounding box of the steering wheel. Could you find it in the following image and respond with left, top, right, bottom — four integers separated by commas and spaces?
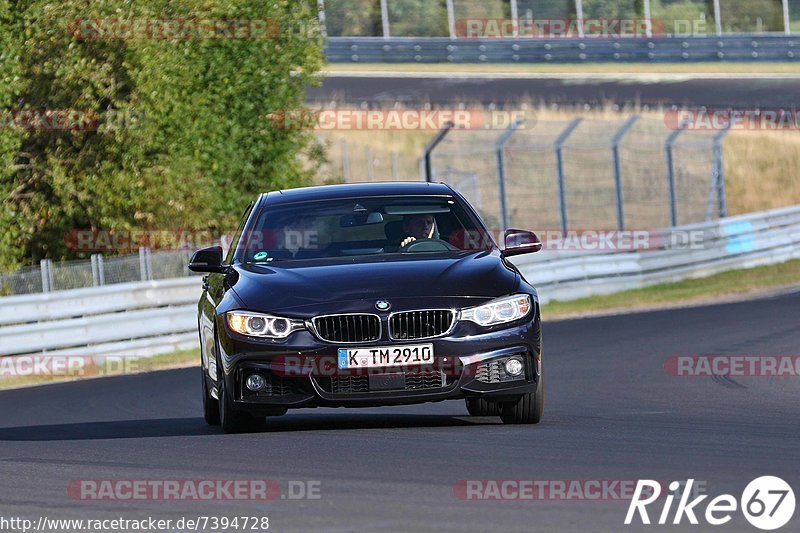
400, 238, 458, 252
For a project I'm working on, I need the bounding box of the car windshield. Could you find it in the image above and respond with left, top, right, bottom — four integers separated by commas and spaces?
237, 195, 496, 263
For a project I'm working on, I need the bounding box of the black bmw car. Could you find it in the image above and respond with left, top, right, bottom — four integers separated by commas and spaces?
190, 182, 544, 433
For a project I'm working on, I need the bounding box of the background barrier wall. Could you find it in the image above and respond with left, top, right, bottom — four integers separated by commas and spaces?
325, 36, 800, 63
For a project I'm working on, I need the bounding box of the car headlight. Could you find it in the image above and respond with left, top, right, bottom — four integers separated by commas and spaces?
226, 311, 304, 338
460, 294, 532, 327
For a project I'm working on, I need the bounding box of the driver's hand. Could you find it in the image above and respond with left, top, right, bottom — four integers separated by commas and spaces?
400, 236, 416, 248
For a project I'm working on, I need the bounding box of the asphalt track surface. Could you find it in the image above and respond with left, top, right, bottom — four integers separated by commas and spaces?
309, 74, 800, 108
1, 289, 798, 532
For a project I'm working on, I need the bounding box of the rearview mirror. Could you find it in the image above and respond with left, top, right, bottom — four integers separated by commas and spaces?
340, 212, 384, 227
502, 229, 542, 257
188, 245, 226, 273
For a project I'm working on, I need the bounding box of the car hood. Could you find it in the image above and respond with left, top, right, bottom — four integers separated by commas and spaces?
228, 251, 518, 314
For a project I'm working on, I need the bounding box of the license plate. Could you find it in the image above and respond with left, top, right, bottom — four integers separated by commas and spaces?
337, 343, 434, 369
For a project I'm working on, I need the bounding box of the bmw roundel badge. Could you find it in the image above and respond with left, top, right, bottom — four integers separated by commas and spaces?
375, 300, 391, 311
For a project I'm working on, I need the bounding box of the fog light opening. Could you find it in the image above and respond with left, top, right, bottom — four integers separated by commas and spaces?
246, 373, 267, 392
504, 357, 524, 377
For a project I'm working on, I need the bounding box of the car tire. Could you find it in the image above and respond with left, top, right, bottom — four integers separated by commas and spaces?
465, 397, 501, 416
500, 375, 544, 425
219, 377, 266, 434
201, 368, 221, 426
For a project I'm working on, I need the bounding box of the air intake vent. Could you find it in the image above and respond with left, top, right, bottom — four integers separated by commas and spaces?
389, 310, 455, 340
312, 314, 381, 343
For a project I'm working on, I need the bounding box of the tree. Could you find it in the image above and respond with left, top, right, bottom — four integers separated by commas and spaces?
0, 0, 324, 269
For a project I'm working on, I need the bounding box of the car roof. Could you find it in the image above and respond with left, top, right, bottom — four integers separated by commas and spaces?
260, 182, 455, 206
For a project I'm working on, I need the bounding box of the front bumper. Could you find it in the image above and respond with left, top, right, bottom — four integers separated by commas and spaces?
214, 315, 541, 410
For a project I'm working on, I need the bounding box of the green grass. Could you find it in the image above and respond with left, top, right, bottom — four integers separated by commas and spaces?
324, 62, 800, 74
542, 259, 800, 319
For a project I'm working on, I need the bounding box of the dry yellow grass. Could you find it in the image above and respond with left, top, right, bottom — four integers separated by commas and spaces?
724, 130, 800, 214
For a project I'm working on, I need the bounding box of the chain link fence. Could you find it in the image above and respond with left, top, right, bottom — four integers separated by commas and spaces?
315, 113, 729, 234
322, 0, 797, 37
318, 136, 422, 183
0, 249, 196, 297
429, 115, 727, 232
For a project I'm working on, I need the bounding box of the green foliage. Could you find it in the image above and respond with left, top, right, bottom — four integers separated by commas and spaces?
650, 0, 709, 35
0, 0, 324, 270
324, 0, 382, 37
582, 0, 642, 19
386, 0, 448, 37
716, 0, 783, 32
0, 1, 25, 269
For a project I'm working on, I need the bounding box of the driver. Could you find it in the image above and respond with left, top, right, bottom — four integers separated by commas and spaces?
400, 214, 435, 248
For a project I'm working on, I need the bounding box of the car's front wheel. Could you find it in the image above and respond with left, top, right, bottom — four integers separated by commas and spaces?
219, 380, 267, 433
500, 374, 544, 424
465, 397, 501, 416
201, 368, 220, 426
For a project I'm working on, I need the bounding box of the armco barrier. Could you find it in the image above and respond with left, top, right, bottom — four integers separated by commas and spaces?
0, 278, 200, 357
514, 204, 800, 303
0, 205, 798, 357
325, 36, 800, 63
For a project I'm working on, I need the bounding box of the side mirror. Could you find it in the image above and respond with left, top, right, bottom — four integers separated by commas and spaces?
188, 245, 226, 273
502, 229, 542, 257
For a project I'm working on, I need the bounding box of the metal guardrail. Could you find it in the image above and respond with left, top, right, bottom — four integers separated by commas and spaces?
0, 278, 200, 357
325, 36, 800, 63
1, 205, 798, 357
515, 204, 800, 303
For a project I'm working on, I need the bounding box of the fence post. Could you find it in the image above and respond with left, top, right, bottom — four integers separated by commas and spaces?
446, 0, 456, 39
610, 115, 639, 231
714, 127, 730, 218
574, 0, 585, 38
341, 139, 350, 182
317, 0, 327, 38
554, 118, 583, 234
91, 254, 100, 287
509, 0, 519, 38
713, 0, 722, 36
40, 259, 51, 293
380, 0, 390, 39
495, 118, 524, 233
424, 121, 454, 182
139, 247, 152, 281
97, 254, 105, 286
665, 125, 685, 227
783, 0, 791, 35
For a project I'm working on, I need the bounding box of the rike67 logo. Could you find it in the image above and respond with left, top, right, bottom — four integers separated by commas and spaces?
625, 477, 795, 530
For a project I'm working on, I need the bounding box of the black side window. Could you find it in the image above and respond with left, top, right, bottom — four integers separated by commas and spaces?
225, 202, 254, 264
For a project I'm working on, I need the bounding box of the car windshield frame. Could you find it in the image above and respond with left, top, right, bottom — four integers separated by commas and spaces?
234, 193, 498, 264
